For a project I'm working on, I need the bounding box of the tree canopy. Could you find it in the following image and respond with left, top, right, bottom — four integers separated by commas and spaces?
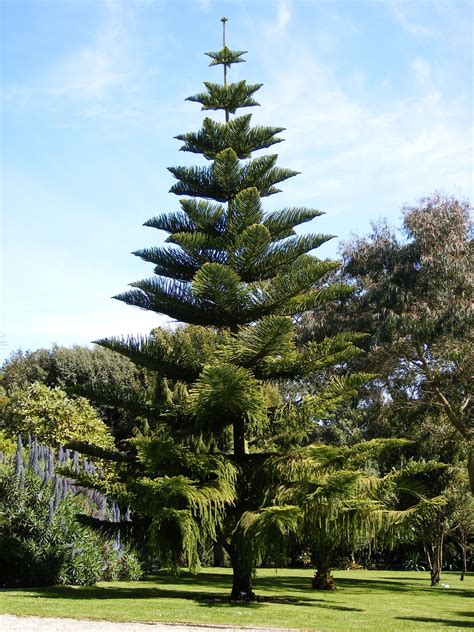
300, 193, 473, 492
70, 20, 378, 600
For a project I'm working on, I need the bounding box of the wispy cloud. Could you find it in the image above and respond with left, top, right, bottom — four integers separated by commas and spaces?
389, 1, 435, 37
4, 1, 133, 107
256, 49, 471, 220
196, 0, 212, 11
265, 0, 292, 36
44, 45, 125, 101
410, 57, 431, 84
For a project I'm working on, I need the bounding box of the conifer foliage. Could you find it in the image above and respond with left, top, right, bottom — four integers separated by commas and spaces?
92, 20, 368, 600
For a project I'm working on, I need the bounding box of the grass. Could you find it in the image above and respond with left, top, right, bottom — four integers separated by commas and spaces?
0, 568, 473, 631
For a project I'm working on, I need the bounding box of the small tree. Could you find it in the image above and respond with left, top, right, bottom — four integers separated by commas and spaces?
245, 439, 442, 590
436, 469, 474, 583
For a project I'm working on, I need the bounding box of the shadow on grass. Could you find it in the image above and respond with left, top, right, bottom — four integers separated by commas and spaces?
3, 572, 471, 612
145, 571, 473, 599
396, 616, 474, 628
0, 577, 364, 614
1, 585, 310, 610
251, 573, 472, 598
378, 576, 464, 583
196, 596, 364, 612
332, 577, 474, 599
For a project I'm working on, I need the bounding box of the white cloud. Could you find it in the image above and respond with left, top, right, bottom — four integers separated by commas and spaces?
196, 0, 211, 11
254, 50, 472, 223
276, 0, 292, 31
389, 2, 435, 37
45, 45, 125, 101
47, 0, 128, 101
4, 0, 131, 106
265, 0, 292, 36
410, 57, 431, 83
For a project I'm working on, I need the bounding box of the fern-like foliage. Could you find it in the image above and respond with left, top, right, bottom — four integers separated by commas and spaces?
259, 441, 445, 586
87, 26, 400, 599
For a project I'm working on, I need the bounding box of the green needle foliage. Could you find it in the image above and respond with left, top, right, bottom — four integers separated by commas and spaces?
63, 434, 237, 575
242, 439, 445, 590
84, 21, 375, 600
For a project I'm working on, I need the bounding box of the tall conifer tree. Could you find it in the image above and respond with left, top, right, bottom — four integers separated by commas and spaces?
94, 19, 368, 600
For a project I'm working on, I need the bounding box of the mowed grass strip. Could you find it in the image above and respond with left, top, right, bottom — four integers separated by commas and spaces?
0, 569, 472, 631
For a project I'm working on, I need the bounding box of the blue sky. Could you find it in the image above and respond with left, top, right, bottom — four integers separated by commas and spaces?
1, 0, 472, 361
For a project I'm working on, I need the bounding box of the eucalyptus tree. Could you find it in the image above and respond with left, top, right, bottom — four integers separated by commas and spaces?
300, 194, 473, 491
343, 195, 472, 491
78, 20, 369, 600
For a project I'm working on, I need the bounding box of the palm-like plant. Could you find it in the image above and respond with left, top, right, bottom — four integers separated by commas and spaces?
241, 439, 445, 589
76, 20, 372, 600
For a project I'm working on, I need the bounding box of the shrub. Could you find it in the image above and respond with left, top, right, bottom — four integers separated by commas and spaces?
2, 382, 114, 449
0, 437, 142, 587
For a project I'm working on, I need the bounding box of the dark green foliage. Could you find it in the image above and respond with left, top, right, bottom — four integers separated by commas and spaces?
81, 25, 377, 600
0, 345, 149, 442
187, 81, 263, 113
1, 345, 141, 395
299, 194, 473, 490
0, 468, 97, 587
0, 439, 142, 587
176, 115, 284, 160
96, 326, 219, 381
64, 436, 237, 574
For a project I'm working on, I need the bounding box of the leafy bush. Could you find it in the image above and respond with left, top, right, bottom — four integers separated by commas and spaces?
101, 546, 143, 581
0, 437, 142, 587
0, 429, 15, 456
2, 382, 114, 449
1, 345, 151, 441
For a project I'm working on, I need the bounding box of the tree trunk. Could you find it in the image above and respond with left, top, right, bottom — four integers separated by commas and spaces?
227, 546, 256, 601
312, 566, 336, 590
427, 536, 443, 587
459, 532, 467, 581
230, 565, 255, 601
310, 548, 336, 590
467, 440, 474, 496
430, 565, 440, 587
460, 548, 467, 582
233, 418, 246, 458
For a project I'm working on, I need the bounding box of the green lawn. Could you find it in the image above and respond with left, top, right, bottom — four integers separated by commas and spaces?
0, 568, 472, 631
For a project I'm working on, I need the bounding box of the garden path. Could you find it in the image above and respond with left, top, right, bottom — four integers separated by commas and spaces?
0, 615, 298, 632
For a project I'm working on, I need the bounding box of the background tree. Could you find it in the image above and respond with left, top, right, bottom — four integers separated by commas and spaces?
244, 439, 443, 590
1, 345, 148, 442
300, 194, 472, 490
443, 469, 474, 582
